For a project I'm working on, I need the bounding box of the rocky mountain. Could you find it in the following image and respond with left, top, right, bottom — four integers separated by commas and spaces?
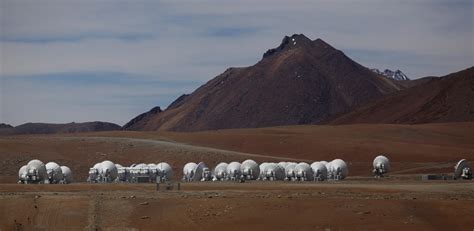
0, 121, 122, 135
330, 67, 474, 124
371, 68, 410, 81
0, 123, 13, 129
125, 34, 401, 131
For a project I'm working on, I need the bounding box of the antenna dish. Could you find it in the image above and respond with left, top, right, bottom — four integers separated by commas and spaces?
226, 162, 242, 181
192, 162, 206, 181
156, 162, 173, 182
454, 159, 472, 180
26, 159, 48, 184
261, 163, 285, 181
18, 165, 28, 183
241, 159, 260, 180
213, 162, 228, 181
60, 166, 73, 183
373, 155, 390, 178
295, 162, 314, 181
183, 162, 198, 181
100, 160, 118, 182
328, 159, 348, 180
45, 162, 64, 184
310, 162, 327, 181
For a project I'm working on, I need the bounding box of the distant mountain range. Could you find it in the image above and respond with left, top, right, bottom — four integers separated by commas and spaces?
330, 67, 474, 124
0, 122, 121, 135
371, 68, 410, 81
124, 34, 402, 131
124, 34, 472, 131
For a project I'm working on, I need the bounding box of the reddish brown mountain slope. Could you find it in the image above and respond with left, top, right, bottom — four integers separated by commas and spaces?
330, 67, 474, 124
126, 34, 400, 131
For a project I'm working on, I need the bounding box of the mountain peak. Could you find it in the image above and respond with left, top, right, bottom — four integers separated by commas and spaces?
262, 34, 312, 59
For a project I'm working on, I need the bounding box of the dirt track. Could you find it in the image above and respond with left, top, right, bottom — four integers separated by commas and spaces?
1, 181, 473, 230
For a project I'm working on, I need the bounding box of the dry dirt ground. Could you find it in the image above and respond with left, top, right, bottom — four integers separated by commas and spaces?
0, 123, 473, 230
2, 123, 473, 182
0, 181, 473, 231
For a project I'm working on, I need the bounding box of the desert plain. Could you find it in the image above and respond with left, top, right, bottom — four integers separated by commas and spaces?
1, 123, 473, 230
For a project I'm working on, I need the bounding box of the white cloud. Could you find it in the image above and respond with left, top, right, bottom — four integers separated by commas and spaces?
1, 0, 472, 78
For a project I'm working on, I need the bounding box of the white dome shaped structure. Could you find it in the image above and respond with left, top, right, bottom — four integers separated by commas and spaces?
373, 155, 390, 177
87, 162, 101, 183
329, 159, 348, 180
454, 159, 472, 180
45, 162, 64, 184
310, 162, 327, 181
100, 160, 118, 183
60, 166, 73, 183
226, 162, 242, 181
156, 162, 173, 182
18, 165, 28, 183
182, 162, 198, 181
213, 162, 228, 181
258, 162, 269, 179
284, 163, 297, 181
26, 159, 48, 184
241, 159, 260, 180
295, 162, 314, 181
193, 162, 212, 181
262, 163, 285, 181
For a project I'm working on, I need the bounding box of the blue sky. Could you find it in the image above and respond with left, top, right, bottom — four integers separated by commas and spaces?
1, 0, 473, 126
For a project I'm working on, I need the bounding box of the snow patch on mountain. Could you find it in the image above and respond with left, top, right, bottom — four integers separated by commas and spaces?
371, 68, 410, 81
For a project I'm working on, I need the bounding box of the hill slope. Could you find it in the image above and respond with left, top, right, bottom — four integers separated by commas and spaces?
0, 121, 122, 135
0, 123, 13, 129
330, 67, 474, 124
126, 34, 400, 131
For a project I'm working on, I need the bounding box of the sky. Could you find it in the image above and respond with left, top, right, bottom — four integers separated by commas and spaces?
1, 0, 473, 126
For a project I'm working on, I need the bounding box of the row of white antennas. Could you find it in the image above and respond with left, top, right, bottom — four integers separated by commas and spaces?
183, 159, 350, 182
372, 156, 472, 180
87, 160, 173, 183
18, 160, 73, 184
187, 156, 473, 181
17, 156, 472, 184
